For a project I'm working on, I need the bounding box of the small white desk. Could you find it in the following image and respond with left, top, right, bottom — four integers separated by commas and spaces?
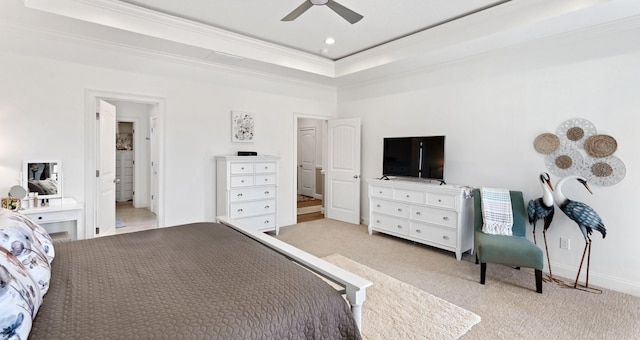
21, 203, 85, 240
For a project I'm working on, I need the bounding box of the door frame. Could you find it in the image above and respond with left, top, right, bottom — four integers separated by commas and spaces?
85, 89, 165, 238
292, 113, 329, 223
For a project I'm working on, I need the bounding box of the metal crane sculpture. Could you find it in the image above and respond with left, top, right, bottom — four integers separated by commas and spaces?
527, 172, 555, 281
554, 175, 606, 289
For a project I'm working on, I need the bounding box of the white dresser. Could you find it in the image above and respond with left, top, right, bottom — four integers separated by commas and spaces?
116, 150, 134, 202
216, 156, 279, 234
367, 179, 473, 260
21, 199, 85, 240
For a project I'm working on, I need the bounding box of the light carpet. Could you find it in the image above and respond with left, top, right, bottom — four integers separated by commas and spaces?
322, 254, 481, 340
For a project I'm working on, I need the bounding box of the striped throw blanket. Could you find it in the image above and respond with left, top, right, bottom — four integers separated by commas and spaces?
481, 187, 513, 236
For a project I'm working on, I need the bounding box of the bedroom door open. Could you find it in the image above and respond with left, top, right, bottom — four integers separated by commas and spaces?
97, 99, 117, 236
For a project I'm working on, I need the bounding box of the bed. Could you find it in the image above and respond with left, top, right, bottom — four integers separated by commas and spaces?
0, 210, 372, 339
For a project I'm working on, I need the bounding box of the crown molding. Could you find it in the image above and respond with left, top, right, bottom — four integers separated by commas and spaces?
23, 0, 336, 77
20, 0, 640, 86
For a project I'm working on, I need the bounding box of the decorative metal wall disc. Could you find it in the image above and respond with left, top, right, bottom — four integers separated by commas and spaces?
581, 155, 626, 186
584, 134, 617, 158
545, 144, 584, 177
534, 133, 560, 154
556, 118, 597, 148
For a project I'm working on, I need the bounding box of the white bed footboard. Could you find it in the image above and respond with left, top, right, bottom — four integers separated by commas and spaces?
217, 216, 372, 331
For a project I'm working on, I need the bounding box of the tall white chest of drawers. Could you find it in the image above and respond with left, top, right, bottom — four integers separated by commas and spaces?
367, 179, 473, 260
216, 156, 280, 234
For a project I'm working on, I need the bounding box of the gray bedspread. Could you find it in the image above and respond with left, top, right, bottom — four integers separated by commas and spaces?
30, 222, 361, 339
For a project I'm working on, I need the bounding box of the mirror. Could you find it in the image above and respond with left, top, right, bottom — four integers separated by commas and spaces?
23, 160, 62, 199
9, 185, 27, 199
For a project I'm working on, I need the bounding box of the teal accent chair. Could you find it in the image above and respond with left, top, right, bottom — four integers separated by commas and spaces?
473, 189, 543, 293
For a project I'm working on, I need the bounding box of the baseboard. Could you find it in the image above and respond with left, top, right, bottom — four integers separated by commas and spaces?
550, 262, 640, 297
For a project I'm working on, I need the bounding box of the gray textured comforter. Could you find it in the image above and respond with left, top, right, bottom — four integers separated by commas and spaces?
30, 223, 361, 339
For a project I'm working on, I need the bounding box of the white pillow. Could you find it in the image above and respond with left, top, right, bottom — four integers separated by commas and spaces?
0, 209, 51, 296
0, 246, 39, 339
12, 212, 55, 263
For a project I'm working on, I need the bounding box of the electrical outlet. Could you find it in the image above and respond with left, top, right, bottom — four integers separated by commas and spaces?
560, 237, 570, 250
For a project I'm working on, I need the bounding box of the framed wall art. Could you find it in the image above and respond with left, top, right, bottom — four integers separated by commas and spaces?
231, 111, 255, 143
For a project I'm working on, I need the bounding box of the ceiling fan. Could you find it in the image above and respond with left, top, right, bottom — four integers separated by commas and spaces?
281, 0, 363, 24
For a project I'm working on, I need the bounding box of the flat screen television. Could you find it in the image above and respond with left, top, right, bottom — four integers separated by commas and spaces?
382, 136, 445, 181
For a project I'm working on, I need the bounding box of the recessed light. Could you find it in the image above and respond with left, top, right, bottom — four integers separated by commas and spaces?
324, 37, 335, 45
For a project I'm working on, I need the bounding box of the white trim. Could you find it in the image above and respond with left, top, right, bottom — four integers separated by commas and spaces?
85, 89, 165, 238
551, 262, 640, 297
23, 0, 335, 77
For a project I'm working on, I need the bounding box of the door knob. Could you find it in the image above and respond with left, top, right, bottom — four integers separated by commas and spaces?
113, 178, 120, 183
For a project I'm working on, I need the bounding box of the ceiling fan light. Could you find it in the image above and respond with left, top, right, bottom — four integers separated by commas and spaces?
310, 0, 329, 5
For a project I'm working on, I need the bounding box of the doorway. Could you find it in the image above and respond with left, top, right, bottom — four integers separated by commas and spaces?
296, 117, 326, 223
112, 119, 156, 235
85, 90, 165, 239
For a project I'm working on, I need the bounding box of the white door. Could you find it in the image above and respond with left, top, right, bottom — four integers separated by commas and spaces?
97, 99, 117, 236
325, 118, 361, 224
150, 117, 159, 215
298, 127, 316, 197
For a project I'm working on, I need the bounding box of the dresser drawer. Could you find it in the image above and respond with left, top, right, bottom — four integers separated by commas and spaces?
230, 199, 276, 218
230, 175, 254, 187
426, 193, 456, 209
229, 186, 276, 202
410, 222, 456, 248
255, 174, 276, 185
239, 214, 276, 231
254, 162, 276, 173
370, 185, 392, 199
393, 189, 424, 204
230, 163, 254, 174
410, 205, 457, 228
370, 199, 410, 218
24, 210, 72, 223
371, 213, 410, 236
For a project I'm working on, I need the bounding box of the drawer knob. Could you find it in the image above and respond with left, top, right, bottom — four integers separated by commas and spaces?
264, 220, 269, 224
264, 205, 270, 209
241, 180, 245, 183
416, 229, 421, 233
237, 193, 243, 197
443, 235, 449, 240
376, 220, 381, 223
241, 167, 245, 170
379, 191, 383, 194
438, 199, 442, 202
416, 211, 421, 216
237, 209, 243, 213
376, 204, 381, 208
264, 178, 268, 182
397, 208, 402, 212
443, 217, 449, 221
406, 194, 410, 198
38, 216, 43, 220
264, 166, 268, 169
264, 191, 270, 195
397, 225, 402, 229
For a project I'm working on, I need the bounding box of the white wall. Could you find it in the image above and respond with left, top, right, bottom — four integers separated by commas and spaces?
0, 25, 336, 230
1, 5, 639, 297
338, 24, 640, 296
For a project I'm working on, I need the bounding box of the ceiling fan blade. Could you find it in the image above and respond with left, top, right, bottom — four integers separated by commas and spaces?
281, 1, 314, 21
325, 0, 363, 24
